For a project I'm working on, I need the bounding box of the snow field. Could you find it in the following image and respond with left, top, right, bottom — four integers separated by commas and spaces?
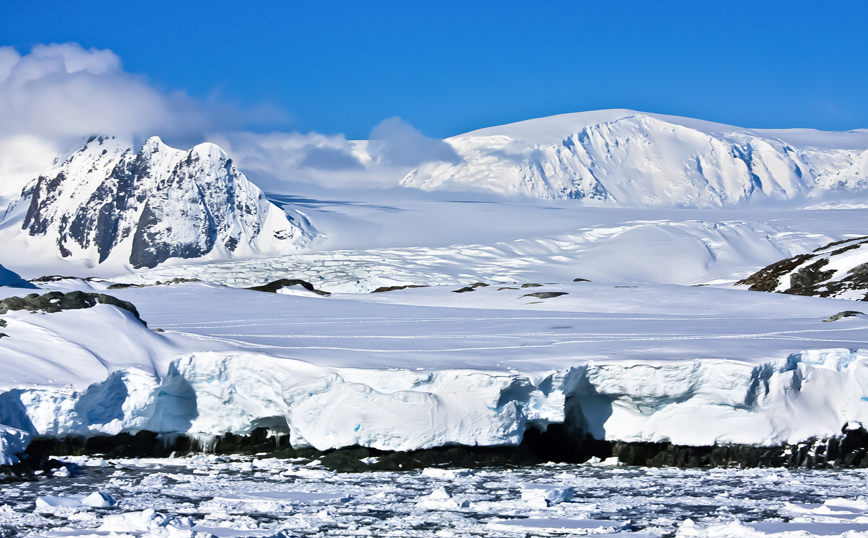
2, 280, 868, 452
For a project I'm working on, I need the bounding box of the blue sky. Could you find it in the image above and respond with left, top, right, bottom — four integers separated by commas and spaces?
3, 0, 867, 139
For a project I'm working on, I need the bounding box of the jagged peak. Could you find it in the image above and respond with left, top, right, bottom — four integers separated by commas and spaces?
141, 136, 168, 153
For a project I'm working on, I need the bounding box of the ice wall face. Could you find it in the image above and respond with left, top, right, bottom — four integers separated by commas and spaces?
5, 349, 868, 451
0, 424, 30, 465
4, 136, 310, 269
401, 112, 868, 206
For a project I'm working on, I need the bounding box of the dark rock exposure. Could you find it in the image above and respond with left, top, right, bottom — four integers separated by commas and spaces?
0, 292, 145, 326
247, 279, 330, 296
736, 236, 868, 299
18, 421, 868, 473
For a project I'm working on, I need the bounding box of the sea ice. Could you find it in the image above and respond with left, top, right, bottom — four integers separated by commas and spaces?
520, 484, 575, 508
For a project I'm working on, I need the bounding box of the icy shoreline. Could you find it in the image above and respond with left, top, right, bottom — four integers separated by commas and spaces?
3, 348, 868, 469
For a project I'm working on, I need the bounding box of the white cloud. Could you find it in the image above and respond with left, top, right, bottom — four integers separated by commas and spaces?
210, 118, 462, 192
209, 131, 383, 191
0, 43, 462, 198
0, 44, 208, 140
0, 43, 269, 199
368, 117, 461, 166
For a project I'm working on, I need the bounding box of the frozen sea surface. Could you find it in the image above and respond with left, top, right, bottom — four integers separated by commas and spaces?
4, 456, 868, 537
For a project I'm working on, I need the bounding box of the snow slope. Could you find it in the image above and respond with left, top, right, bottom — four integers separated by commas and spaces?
402, 110, 868, 206
113, 201, 864, 292
0, 136, 311, 272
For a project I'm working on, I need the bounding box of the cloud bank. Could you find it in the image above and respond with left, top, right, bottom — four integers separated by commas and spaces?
211, 118, 462, 192
0, 43, 461, 198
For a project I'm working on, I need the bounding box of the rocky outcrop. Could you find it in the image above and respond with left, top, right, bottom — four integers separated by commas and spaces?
736, 236, 868, 300
0, 292, 145, 325
4, 136, 310, 269
246, 279, 330, 296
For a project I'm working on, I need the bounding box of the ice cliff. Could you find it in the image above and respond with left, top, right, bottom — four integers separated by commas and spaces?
3, 346, 868, 452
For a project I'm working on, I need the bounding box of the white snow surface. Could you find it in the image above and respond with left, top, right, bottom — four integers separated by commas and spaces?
0, 115, 867, 454
401, 110, 868, 206
1, 278, 868, 450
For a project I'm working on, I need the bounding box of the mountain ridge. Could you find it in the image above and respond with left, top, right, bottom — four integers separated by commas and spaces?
402, 110, 868, 206
1, 135, 311, 270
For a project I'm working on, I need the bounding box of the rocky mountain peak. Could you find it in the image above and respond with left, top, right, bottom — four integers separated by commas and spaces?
5, 137, 311, 269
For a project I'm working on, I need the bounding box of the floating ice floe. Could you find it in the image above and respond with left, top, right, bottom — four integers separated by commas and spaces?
417, 487, 470, 510
421, 468, 475, 479
521, 483, 576, 508
35, 491, 117, 510
487, 517, 631, 534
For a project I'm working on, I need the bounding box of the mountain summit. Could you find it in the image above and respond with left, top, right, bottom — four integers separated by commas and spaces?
2, 136, 310, 269
401, 110, 868, 206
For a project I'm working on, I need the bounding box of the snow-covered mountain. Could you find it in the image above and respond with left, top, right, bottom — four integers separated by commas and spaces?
401, 110, 868, 206
0, 136, 311, 269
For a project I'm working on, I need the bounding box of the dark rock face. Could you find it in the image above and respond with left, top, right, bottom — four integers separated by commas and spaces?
523, 291, 569, 299
247, 279, 331, 296
823, 311, 865, 323
371, 284, 428, 293
737, 236, 868, 299
7, 136, 304, 269
22, 422, 868, 471
453, 282, 488, 293
0, 292, 145, 325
